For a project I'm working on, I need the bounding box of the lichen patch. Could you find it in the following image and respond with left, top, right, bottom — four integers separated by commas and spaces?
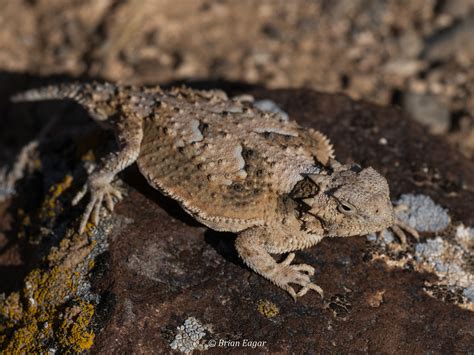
368, 193, 474, 311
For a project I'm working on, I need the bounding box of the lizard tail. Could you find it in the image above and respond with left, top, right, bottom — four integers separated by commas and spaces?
11, 83, 92, 103
11, 82, 118, 121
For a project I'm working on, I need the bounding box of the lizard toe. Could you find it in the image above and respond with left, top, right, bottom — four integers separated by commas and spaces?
273, 260, 322, 300
77, 182, 124, 234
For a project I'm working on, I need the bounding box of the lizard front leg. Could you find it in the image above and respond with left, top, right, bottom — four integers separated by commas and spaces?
73, 117, 143, 233
384, 203, 420, 247
235, 227, 323, 300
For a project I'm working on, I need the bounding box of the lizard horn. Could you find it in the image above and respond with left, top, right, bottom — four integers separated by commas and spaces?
329, 158, 342, 170
302, 197, 315, 206
307, 174, 330, 190
329, 158, 351, 172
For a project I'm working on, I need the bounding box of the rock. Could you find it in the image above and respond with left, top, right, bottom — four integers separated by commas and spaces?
1, 85, 473, 353
402, 92, 450, 133
398, 32, 424, 58
383, 59, 423, 77
423, 17, 474, 64
440, 0, 474, 19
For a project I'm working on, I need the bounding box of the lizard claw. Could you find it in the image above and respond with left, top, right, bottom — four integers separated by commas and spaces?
273, 253, 324, 300
73, 179, 124, 234
389, 218, 420, 248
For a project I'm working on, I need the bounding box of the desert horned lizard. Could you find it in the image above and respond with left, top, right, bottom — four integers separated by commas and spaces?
11, 82, 418, 299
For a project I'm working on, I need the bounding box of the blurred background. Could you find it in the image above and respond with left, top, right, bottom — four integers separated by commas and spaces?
1, 0, 473, 157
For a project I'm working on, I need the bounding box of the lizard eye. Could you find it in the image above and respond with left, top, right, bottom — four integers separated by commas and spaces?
338, 201, 356, 215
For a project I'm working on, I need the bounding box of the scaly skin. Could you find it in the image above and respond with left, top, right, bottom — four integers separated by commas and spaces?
11, 82, 418, 299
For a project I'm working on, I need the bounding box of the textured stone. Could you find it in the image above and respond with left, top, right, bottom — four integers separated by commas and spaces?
1, 85, 474, 353
402, 92, 450, 133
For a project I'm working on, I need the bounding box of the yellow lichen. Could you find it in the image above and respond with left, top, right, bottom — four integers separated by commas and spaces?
3, 320, 40, 353
0, 235, 97, 352
0, 262, 95, 352
58, 301, 95, 352
16, 208, 31, 240
81, 150, 96, 163
23, 267, 76, 315
88, 259, 95, 270
33, 158, 42, 170
0, 293, 23, 324
0, 148, 107, 352
85, 222, 97, 237
0, 168, 106, 352
257, 299, 280, 318
39, 174, 73, 220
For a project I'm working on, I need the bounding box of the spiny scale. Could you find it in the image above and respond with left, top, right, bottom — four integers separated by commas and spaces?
12, 82, 336, 229
10, 81, 403, 300
135, 86, 336, 229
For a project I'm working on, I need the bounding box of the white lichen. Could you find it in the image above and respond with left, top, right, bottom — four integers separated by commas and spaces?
368, 193, 473, 309
455, 224, 474, 252
367, 229, 395, 245
415, 237, 465, 278
395, 194, 450, 232
463, 286, 474, 303
169, 317, 209, 354
380, 229, 395, 245
0, 166, 14, 200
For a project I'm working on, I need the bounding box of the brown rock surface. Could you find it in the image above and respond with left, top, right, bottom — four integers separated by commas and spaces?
0, 72, 473, 352
77, 88, 474, 353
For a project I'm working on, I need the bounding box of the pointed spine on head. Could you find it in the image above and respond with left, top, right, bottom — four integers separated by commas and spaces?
302, 197, 315, 206
308, 129, 335, 165
307, 173, 331, 192
329, 158, 352, 173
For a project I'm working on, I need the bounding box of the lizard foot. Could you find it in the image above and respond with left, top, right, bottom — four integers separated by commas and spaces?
384, 218, 420, 248
272, 253, 324, 300
72, 178, 124, 234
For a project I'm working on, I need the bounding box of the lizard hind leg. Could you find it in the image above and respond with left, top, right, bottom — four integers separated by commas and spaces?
11, 82, 145, 234
72, 175, 125, 233
74, 115, 144, 234
235, 227, 324, 300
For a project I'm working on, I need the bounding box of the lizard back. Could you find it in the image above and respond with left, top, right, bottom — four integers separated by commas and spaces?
137, 87, 334, 227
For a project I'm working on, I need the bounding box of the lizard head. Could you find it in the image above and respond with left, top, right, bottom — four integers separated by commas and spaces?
291, 160, 394, 237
